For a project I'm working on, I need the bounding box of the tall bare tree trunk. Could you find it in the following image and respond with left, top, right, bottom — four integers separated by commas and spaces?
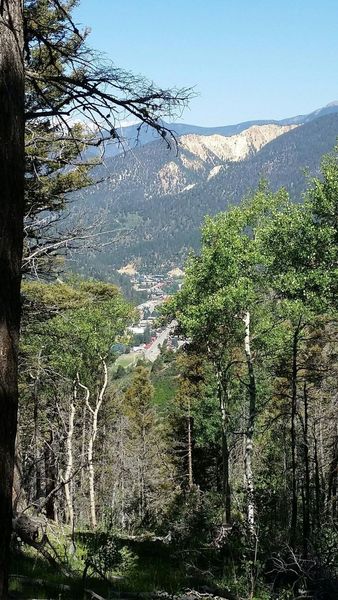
88, 425, 96, 528
327, 428, 338, 519
0, 2, 24, 597
187, 399, 193, 489
32, 358, 42, 501
64, 381, 77, 530
80, 404, 87, 495
243, 311, 256, 534
313, 433, 320, 530
79, 360, 108, 529
302, 382, 310, 557
214, 363, 231, 524
44, 430, 56, 521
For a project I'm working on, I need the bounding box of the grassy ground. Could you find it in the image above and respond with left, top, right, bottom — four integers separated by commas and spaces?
9, 541, 278, 600
9, 551, 115, 599
112, 352, 144, 371
113, 539, 187, 594
9, 538, 188, 600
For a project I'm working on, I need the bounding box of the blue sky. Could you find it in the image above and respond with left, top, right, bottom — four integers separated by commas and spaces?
74, 0, 338, 126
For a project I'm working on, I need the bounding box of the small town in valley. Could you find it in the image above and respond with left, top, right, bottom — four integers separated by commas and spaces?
112, 269, 186, 369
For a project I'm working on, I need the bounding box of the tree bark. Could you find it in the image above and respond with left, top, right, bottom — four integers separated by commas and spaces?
79, 360, 108, 529
243, 311, 256, 534
187, 399, 193, 489
44, 430, 57, 521
313, 433, 320, 529
0, 2, 25, 597
64, 381, 77, 530
327, 429, 338, 519
290, 319, 301, 547
80, 404, 87, 501
302, 382, 310, 557
32, 359, 42, 501
13, 428, 26, 515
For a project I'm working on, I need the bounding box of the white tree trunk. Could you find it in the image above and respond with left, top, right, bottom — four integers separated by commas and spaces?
64, 380, 77, 530
79, 359, 108, 529
80, 404, 87, 497
243, 311, 256, 534
187, 399, 193, 489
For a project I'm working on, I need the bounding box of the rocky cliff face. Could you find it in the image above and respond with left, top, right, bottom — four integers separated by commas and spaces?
155, 123, 297, 194
180, 123, 297, 162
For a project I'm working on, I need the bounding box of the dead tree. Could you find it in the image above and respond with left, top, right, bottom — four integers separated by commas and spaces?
78, 360, 108, 529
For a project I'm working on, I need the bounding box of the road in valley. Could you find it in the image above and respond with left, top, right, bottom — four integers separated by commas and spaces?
144, 320, 177, 362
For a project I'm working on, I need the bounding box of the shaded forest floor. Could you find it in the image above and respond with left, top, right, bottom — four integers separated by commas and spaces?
9, 531, 338, 599
9, 537, 197, 600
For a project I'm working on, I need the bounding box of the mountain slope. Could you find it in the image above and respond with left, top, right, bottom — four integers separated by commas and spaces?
72, 112, 338, 276
80, 122, 296, 209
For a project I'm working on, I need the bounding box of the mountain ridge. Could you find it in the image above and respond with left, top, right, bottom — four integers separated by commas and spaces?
100, 101, 338, 158
71, 108, 338, 276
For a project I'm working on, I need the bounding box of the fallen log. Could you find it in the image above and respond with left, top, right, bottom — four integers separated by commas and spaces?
12, 514, 72, 577
120, 532, 172, 544
85, 589, 107, 600
9, 573, 72, 591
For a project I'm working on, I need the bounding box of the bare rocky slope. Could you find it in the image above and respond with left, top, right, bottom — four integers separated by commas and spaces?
154, 124, 296, 195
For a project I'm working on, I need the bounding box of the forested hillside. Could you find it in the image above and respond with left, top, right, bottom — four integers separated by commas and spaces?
71, 111, 338, 275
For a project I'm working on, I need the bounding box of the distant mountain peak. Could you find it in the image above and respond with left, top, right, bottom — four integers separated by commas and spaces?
180, 123, 297, 163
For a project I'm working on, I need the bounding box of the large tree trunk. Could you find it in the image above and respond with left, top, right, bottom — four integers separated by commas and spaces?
0, 2, 25, 597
